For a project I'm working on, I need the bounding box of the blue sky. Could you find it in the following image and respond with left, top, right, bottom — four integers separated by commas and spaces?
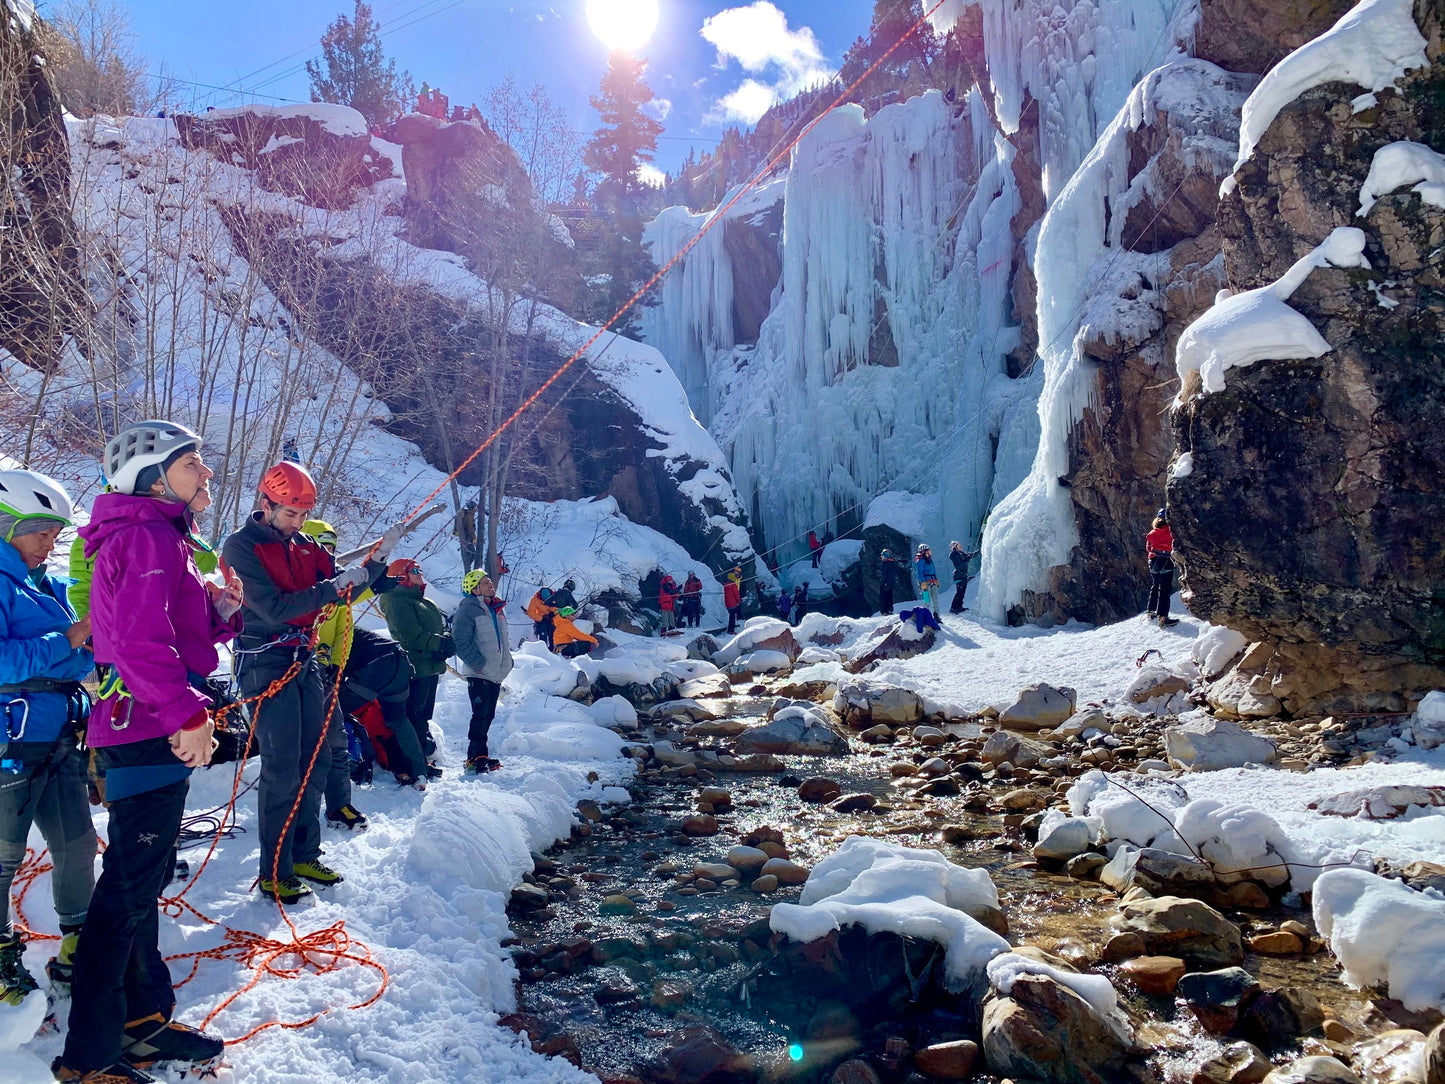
120, 0, 879, 174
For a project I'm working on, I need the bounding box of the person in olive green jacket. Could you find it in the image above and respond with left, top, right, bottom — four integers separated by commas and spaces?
376, 558, 450, 777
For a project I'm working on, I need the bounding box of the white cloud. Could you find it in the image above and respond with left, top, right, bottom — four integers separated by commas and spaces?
637, 163, 668, 187
701, 2, 835, 125
647, 97, 673, 120
710, 80, 777, 125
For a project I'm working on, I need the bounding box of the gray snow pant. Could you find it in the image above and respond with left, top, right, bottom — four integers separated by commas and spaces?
0, 741, 96, 934
240, 651, 327, 881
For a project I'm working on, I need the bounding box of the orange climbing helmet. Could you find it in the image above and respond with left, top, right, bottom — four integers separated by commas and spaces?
388, 558, 422, 580
259, 461, 318, 509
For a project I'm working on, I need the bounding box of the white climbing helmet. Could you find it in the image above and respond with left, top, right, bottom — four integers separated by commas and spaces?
103, 419, 203, 495
0, 469, 74, 540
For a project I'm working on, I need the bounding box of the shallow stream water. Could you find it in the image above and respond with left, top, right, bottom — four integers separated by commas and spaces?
506, 689, 1387, 1083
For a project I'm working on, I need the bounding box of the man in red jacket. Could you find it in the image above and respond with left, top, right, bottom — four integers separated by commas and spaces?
723, 566, 742, 635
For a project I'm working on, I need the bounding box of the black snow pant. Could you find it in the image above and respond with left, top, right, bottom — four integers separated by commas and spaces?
324, 701, 352, 815
343, 629, 425, 777
950, 576, 969, 613
406, 672, 440, 760
466, 678, 502, 761
1148, 568, 1175, 619
63, 740, 186, 1073
241, 651, 327, 882
879, 586, 894, 615
726, 606, 739, 634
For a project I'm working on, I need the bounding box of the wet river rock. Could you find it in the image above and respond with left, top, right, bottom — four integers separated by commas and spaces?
1118, 895, 1244, 967
981, 973, 1136, 1084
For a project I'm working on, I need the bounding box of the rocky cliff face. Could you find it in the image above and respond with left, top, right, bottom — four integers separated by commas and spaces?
0, 5, 78, 371
1169, 0, 1445, 714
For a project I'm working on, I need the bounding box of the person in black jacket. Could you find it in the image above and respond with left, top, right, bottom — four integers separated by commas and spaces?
948, 540, 978, 614
877, 549, 899, 615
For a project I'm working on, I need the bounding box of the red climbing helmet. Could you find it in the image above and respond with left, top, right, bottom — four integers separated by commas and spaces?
258, 461, 318, 509
388, 558, 422, 580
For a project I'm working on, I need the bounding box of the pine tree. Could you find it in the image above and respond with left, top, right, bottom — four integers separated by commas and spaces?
305, 1, 412, 128
579, 53, 664, 336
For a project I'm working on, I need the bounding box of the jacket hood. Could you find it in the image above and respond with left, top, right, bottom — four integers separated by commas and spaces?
81, 492, 191, 555
0, 538, 33, 584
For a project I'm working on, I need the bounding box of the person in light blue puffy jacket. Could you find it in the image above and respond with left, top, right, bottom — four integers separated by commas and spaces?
914, 544, 941, 617
0, 469, 96, 1007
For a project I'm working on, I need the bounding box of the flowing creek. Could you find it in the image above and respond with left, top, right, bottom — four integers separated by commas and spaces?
501, 682, 1417, 1084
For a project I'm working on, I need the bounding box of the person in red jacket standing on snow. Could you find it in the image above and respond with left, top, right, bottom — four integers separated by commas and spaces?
657, 574, 679, 636
1145, 508, 1179, 628
722, 566, 742, 635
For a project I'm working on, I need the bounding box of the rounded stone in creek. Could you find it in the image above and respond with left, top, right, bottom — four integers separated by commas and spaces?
1261, 1056, 1362, 1084
799, 777, 843, 803
750, 874, 779, 893
599, 894, 639, 916
761, 857, 809, 885
682, 814, 720, 836
1120, 955, 1187, 996
1099, 932, 1147, 963
832, 793, 878, 814
699, 786, 732, 808
727, 846, 770, 873
914, 725, 948, 747
693, 862, 738, 882
1248, 930, 1304, 955
1067, 853, 1107, 880
1000, 788, 1046, 812
911, 1040, 979, 1080
829, 1059, 882, 1084
650, 978, 692, 1012
757, 840, 790, 859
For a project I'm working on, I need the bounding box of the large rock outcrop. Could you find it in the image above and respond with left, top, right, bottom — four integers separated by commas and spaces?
0, 7, 79, 371
1169, 0, 1445, 713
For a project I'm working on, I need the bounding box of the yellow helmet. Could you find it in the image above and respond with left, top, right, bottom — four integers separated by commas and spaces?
301, 519, 338, 550
462, 568, 492, 594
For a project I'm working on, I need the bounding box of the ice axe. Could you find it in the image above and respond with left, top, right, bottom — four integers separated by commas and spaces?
334, 502, 448, 565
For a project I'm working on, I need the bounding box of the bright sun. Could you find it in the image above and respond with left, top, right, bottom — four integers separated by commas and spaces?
585, 0, 660, 53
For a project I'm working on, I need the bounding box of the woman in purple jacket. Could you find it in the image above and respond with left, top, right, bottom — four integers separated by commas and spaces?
57, 421, 241, 1084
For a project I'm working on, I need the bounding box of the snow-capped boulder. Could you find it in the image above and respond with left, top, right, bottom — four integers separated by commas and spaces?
735, 706, 848, 756
1413, 690, 1445, 750
714, 619, 799, 666
1169, 0, 1445, 715
1312, 868, 1445, 1013
982, 969, 1136, 1084
1165, 716, 1276, 770
844, 619, 937, 673
833, 678, 924, 727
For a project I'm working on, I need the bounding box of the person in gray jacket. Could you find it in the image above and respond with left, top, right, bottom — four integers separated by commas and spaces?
453, 569, 513, 774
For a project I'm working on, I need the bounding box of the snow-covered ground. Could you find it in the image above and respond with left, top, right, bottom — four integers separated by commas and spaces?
5, 600, 1444, 1078
1, 667, 629, 1083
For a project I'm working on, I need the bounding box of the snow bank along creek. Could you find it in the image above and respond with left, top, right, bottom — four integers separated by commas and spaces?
497, 667, 1437, 1084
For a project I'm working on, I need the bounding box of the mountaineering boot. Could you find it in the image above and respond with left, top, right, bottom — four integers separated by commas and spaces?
258, 876, 313, 905
394, 770, 426, 790
325, 804, 368, 831
1159, 616, 1179, 628
121, 1012, 224, 1068
45, 930, 80, 988
1, 931, 39, 1005
50, 1057, 157, 1083
293, 859, 344, 887
424, 763, 444, 780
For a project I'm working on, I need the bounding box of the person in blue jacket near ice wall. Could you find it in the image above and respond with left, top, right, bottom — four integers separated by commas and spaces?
0, 470, 96, 1008
915, 544, 940, 617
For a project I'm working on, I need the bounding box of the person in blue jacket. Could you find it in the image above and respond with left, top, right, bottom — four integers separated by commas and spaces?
0, 470, 97, 1007
914, 544, 941, 617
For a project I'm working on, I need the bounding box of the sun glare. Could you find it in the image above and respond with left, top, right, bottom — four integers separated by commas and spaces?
585, 0, 660, 53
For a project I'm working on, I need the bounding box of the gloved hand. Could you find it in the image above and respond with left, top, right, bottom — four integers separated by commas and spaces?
372, 519, 408, 560
334, 564, 372, 594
